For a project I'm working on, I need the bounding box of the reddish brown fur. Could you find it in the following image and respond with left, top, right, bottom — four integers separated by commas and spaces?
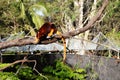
36, 22, 57, 42
36, 22, 66, 62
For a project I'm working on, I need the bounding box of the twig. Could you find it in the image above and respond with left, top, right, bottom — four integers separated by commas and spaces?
0, 59, 26, 71
0, 56, 48, 80
15, 56, 28, 75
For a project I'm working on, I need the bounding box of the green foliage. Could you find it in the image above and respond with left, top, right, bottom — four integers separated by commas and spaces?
106, 29, 120, 47
0, 0, 48, 37
0, 63, 10, 69
0, 65, 42, 80
28, 4, 48, 29
44, 0, 75, 27
0, 72, 20, 80
0, 59, 87, 80
0, 65, 45, 80
106, 0, 120, 18
19, 0, 26, 19
0, 0, 20, 35
43, 60, 87, 80
101, 0, 120, 34
16, 66, 34, 80
15, 65, 47, 80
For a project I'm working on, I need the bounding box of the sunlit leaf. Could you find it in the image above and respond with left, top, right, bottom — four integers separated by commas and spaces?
19, 1, 26, 19
0, 63, 10, 69
28, 4, 48, 29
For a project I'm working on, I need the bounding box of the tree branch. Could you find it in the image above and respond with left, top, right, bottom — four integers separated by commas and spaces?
0, 0, 108, 50
0, 37, 36, 49
60, 0, 108, 38
0, 59, 35, 71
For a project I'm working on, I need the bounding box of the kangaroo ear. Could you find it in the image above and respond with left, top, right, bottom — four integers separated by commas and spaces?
51, 24, 57, 29
51, 23, 55, 27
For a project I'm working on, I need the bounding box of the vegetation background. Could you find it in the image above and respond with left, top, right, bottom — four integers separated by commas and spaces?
0, 0, 120, 43
0, 0, 120, 80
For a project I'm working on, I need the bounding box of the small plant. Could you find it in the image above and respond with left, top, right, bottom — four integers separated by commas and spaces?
106, 29, 120, 47
0, 59, 87, 80
0, 63, 10, 69
0, 72, 20, 80
43, 59, 87, 80
16, 65, 36, 80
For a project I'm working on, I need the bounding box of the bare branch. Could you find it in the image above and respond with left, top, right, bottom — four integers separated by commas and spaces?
60, 0, 108, 38
0, 0, 108, 49
0, 37, 36, 49
0, 56, 48, 79
0, 59, 35, 71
